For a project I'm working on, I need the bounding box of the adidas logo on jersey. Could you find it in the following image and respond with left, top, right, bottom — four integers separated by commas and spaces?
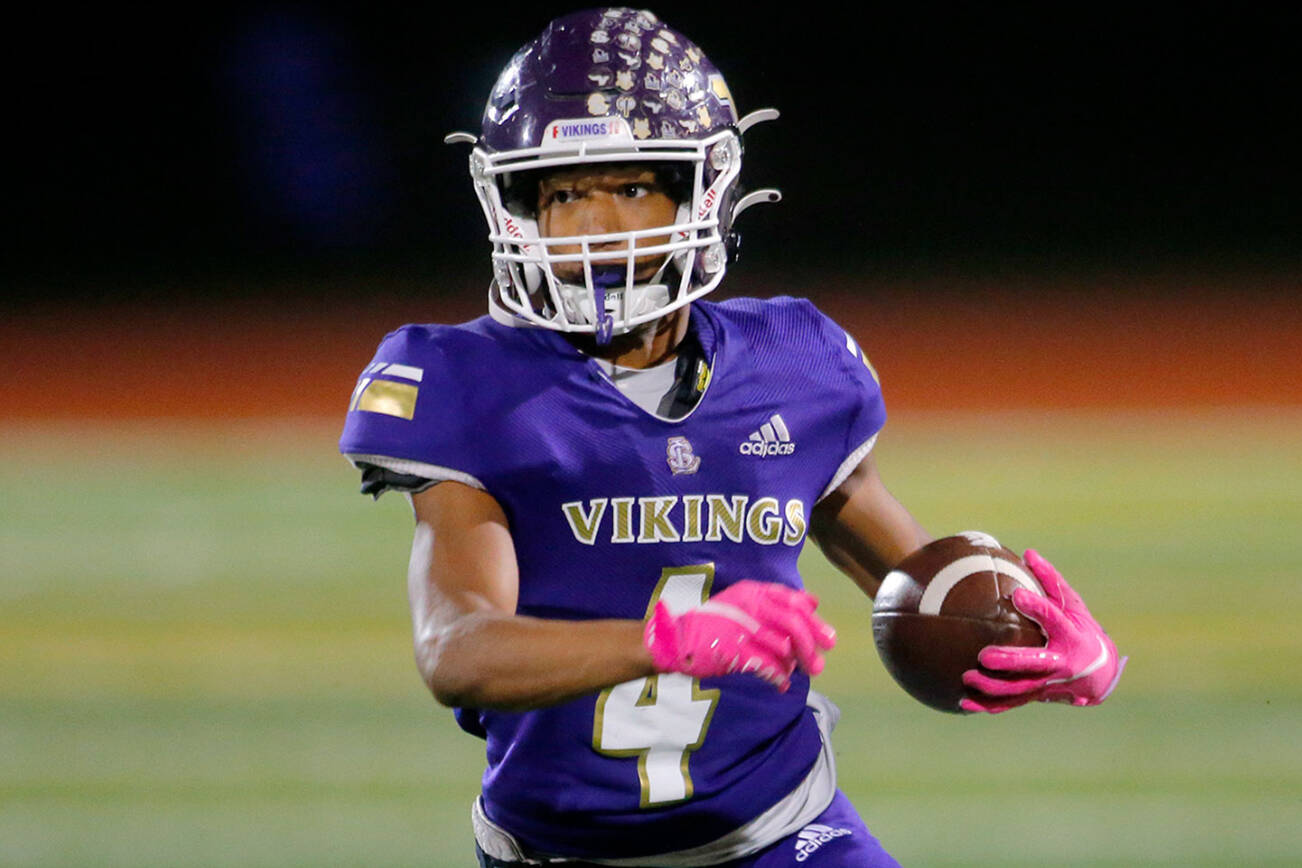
794, 822, 853, 861
739, 414, 795, 457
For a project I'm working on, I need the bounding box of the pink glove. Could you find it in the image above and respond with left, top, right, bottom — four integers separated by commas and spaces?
960, 549, 1126, 713
643, 580, 837, 692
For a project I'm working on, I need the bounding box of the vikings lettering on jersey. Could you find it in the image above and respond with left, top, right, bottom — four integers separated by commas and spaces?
561, 494, 807, 546
339, 296, 885, 860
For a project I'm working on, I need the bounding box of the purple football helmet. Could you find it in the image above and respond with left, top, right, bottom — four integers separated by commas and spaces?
446, 7, 781, 342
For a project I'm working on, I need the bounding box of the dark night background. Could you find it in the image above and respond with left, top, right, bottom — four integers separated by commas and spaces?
7, 3, 1301, 308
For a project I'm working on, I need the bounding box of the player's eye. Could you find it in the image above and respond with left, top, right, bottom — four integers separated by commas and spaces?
549, 189, 578, 205
620, 183, 649, 199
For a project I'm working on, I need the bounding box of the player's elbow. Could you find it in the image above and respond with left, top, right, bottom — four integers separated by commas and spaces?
413, 615, 503, 708
426, 671, 475, 709
420, 656, 481, 709
413, 610, 560, 711
422, 654, 526, 710
414, 624, 473, 707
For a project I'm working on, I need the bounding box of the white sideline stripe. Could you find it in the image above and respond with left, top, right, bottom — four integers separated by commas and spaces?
916, 555, 1045, 616
816, 434, 878, 502
381, 363, 424, 382
344, 453, 485, 491
771, 414, 791, 442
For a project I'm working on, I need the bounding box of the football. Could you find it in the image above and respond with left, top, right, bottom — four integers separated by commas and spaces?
871, 531, 1047, 713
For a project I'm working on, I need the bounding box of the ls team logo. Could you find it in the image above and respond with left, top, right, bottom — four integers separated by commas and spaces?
794, 822, 853, 862
739, 413, 795, 457
666, 436, 700, 475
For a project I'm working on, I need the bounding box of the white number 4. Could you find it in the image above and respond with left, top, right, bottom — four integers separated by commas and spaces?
592, 564, 721, 807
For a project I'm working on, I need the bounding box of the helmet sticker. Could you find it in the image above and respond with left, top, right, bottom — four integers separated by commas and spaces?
709, 75, 732, 103
709, 75, 737, 123
543, 117, 634, 149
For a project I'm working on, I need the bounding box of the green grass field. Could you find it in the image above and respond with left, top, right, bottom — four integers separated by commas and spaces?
3, 411, 1300, 866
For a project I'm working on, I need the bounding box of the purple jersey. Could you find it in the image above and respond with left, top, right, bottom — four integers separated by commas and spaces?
339, 296, 885, 860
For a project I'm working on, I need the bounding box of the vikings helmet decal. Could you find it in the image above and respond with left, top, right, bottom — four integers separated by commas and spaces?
448, 7, 781, 342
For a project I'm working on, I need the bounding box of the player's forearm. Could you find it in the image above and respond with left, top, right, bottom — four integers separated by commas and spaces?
810, 455, 932, 598
415, 612, 655, 711
811, 508, 931, 599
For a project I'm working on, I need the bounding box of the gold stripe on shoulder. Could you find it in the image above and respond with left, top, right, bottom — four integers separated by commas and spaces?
356, 379, 418, 420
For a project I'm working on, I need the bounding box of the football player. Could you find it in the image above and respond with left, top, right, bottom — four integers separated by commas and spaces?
339, 8, 1124, 867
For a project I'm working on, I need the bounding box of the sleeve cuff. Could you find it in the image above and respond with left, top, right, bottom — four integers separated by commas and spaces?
816, 433, 878, 502
344, 453, 486, 491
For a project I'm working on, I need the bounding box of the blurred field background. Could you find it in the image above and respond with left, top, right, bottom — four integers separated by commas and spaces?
5, 3, 1302, 866
4, 285, 1300, 867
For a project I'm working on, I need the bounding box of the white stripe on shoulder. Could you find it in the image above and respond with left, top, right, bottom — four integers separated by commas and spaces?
817, 434, 878, 502
344, 453, 485, 490
381, 363, 424, 382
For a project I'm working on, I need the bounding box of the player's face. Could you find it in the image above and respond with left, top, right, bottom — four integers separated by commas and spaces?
536, 165, 678, 283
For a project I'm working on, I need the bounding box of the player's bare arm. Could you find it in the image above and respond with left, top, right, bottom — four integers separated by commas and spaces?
409, 480, 831, 710
409, 481, 654, 711
809, 452, 932, 599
